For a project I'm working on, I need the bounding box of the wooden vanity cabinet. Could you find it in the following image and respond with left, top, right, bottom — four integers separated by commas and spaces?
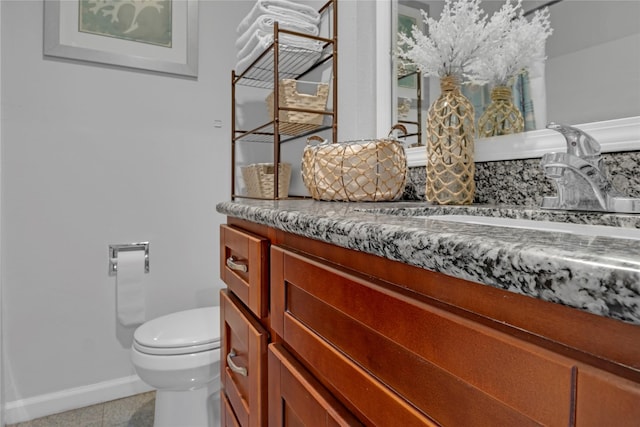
223, 218, 640, 426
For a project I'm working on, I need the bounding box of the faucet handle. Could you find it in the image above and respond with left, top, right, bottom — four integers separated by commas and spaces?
547, 122, 601, 162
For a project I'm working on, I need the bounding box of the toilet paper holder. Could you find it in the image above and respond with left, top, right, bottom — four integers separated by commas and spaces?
109, 242, 150, 276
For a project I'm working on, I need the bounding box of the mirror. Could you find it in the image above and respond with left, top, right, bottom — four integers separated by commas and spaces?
392, 0, 640, 146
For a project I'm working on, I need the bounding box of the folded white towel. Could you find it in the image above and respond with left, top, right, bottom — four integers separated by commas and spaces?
236, 14, 319, 50
237, 0, 320, 35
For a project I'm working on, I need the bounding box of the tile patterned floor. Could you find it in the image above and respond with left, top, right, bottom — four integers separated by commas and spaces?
6, 391, 155, 427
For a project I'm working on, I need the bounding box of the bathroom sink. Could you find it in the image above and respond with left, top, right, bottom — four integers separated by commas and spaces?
422, 215, 640, 241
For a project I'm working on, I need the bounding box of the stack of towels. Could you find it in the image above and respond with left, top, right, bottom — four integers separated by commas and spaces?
235, 0, 324, 74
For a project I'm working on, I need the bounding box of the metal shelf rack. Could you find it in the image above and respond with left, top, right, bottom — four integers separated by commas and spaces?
231, 0, 338, 199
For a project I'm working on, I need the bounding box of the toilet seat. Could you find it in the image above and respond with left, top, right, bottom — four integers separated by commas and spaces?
133, 340, 219, 356
133, 306, 221, 356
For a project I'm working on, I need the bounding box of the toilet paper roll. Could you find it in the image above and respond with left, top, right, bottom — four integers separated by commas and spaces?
116, 250, 146, 326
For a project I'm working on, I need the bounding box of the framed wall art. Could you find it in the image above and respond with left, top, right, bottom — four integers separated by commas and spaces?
44, 0, 199, 77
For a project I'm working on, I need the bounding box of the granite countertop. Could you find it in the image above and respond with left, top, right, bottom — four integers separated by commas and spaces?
216, 199, 640, 325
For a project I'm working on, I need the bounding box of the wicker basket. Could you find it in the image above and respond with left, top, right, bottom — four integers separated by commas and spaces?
242, 163, 292, 198
301, 125, 407, 202
267, 79, 330, 136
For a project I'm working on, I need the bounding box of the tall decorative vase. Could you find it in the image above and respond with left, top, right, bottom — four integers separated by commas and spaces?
477, 85, 524, 137
426, 75, 475, 205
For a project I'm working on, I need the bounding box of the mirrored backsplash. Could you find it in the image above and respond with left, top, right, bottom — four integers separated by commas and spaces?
402, 151, 640, 206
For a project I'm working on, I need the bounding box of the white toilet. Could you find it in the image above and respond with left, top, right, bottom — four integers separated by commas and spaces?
131, 306, 221, 427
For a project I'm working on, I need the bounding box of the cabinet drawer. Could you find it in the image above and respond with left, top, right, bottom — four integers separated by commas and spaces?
272, 247, 576, 426
222, 393, 242, 427
220, 224, 269, 318
221, 289, 269, 427
268, 343, 363, 426
575, 365, 640, 426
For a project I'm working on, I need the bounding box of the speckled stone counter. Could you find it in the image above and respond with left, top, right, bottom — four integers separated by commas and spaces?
217, 199, 640, 325
403, 151, 640, 205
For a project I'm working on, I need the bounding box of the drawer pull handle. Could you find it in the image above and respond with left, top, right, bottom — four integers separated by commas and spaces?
226, 257, 248, 273
226, 349, 248, 376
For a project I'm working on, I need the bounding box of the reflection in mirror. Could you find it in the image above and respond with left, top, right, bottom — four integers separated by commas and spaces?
392, 0, 640, 145
395, 1, 429, 147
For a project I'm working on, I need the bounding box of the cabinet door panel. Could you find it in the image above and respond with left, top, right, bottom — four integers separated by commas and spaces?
272, 246, 574, 426
575, 365, 640, 426
284, 311, 441, 426
221, 289, 268, 427
220, 224, 269, 318
268, 343, 363, 427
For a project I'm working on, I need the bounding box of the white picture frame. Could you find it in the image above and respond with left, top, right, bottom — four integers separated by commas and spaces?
44, 0, 199, 77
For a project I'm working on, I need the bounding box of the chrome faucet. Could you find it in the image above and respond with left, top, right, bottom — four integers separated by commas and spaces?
540, 123, 640, 213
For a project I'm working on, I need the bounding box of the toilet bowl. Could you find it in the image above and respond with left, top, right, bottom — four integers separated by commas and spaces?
131, 306, 221, 427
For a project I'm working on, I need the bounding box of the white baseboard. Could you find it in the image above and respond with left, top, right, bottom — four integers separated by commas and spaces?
4, 375, 154, 425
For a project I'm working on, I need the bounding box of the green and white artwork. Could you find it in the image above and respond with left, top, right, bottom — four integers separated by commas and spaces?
79, 0, 172, 48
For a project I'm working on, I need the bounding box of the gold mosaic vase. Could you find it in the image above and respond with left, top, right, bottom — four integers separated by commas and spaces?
426, 75, 475, 205
477, 86, 524, 137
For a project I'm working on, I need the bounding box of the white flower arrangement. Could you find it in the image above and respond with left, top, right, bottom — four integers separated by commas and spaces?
470, 1, 553, 86
397, 0, 553, 86
397, 0, 494, 80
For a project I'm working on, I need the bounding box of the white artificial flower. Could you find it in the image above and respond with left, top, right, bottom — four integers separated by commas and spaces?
469, 1, 553, 86
397, 0, 495, 80
397, 0, 553, 86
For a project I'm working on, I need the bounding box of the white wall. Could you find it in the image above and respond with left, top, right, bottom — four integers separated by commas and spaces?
0, 0, 379, 423
0, 0, 251, 422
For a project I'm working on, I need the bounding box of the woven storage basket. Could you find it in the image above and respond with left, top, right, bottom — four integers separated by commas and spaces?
301, 125, 407, 201
242, 163, 292, 198
267, 79, 330, 136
